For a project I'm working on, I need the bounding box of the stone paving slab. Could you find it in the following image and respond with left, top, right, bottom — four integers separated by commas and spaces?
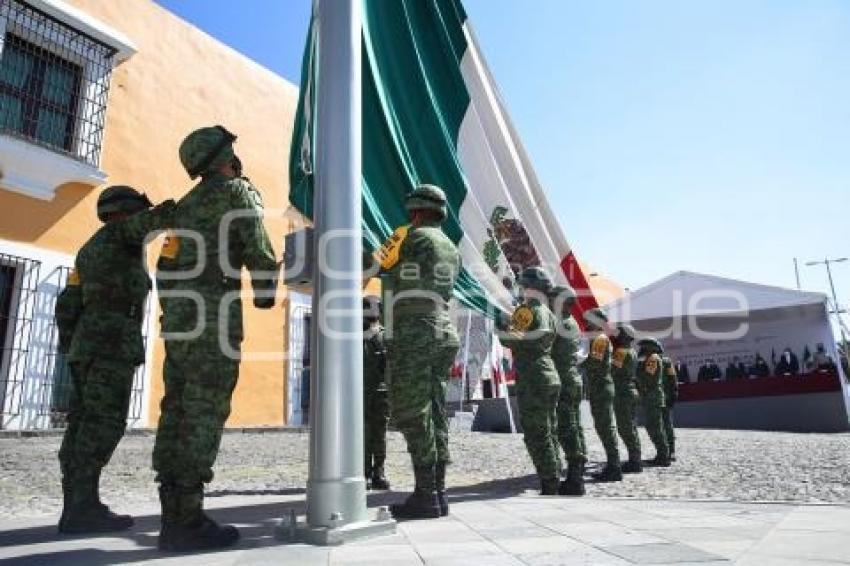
603, 542, 725, 564
1, 493, 849, 565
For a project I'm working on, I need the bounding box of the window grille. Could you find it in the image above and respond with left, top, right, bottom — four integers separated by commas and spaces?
34, 265, 150, 427
0, 252, 40, 418
0, 0, 116, 166
36, 265, 71, 426
287, 305, 311, 426
0, 255, 150, 429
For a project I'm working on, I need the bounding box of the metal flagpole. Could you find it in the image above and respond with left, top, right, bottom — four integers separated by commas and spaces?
794, 258, 801, 290
491, 318, 517, 434
459, 309, 473, 411
285, 0, 394, 545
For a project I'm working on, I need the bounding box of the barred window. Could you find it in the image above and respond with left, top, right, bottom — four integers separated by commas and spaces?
0, 0, 116, 166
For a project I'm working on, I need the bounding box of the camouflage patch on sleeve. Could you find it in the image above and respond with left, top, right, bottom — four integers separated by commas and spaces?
377, 225, 410, 270
511, 305, 534, 331
591, 334, 609, 361
612, 347, 628, 368
645, 353, 660, 374
160, 231, 180, 259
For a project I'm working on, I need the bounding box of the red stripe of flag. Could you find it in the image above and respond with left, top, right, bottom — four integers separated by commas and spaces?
560, 251, 599, 330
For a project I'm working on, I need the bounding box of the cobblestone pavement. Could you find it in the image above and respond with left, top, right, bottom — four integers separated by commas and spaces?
1, 426, 849, 519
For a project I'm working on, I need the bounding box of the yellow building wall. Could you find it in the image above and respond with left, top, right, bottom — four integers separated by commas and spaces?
0, 0, 299, 427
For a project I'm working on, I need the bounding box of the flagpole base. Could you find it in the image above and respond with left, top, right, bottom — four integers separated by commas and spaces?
277, 507, 396, 546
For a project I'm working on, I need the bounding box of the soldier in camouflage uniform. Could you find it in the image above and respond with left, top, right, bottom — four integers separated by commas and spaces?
661, 354, 678, 461
380, 184, 461, 520
635, 338, 671, 467
498, 267, 561, 495
611, 323, 642, 474
55, 186, 175, 534
548, 284, 586, 496
582, 308, 622, 482
363, 295, 390, 490
153, 126, 278, 551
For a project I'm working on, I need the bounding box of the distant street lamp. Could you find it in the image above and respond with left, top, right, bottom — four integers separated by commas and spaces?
793, 257, 801, 290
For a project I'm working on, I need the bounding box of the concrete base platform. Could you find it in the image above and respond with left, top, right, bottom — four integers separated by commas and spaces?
2, 490, 850, 565
277, 507, 396, 545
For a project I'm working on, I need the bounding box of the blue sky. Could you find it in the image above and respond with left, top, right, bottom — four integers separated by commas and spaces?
156, 0, 850, 307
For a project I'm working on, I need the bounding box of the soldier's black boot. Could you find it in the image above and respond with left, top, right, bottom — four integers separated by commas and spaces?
592, 462, 623, 482
90, 469, 134, 526
58, 476, 72, 533
157, 483, 180, 547
558, 461, 585, 496
622, 452, 643, 474
390, 465, 441, 520
158, 483, 239, 552
58, 473, 134, 534
650, 453, 672, 467
435, 462, 448, 516
669, 441, 677, 462
370, 456, 391, 491
540, 477, 560, 495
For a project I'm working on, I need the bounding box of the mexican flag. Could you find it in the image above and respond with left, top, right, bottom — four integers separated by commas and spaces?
290, 0, 598, 320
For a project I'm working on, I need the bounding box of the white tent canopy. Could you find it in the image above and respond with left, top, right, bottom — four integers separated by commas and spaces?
602, 271, 850, 432
604, 271, 827, 323
600, 270, 839, 381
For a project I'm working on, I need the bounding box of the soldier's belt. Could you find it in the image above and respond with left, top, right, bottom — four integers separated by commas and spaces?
191, 269, 242, 290
83, 300, 145, 321
391, 301, 449, 315
161, 273, 241, 291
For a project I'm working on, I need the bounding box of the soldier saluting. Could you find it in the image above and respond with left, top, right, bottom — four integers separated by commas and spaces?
363, 295, 390, 491
153, 126, 278, 551
497, 267, 562, 495
635, 338, 672, 467
548, 284, 587, 496
661, 354, 679, 461
611, 323, 642, 474
582, 308, 622, 482
379, 184, 461, 520
56, 186, 175, 534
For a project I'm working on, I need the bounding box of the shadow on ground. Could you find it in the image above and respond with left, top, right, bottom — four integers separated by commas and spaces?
0, 470, 622, 564
0, 499, 302, 565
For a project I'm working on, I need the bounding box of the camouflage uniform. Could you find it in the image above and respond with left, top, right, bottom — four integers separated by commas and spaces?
582, 309, 622, 481
56, 186, 174, 533
382, 184, 460, 519
552, 314, 585, 465
499, 291, 561, 494
635, 339, 671, 466
611, 329, 642, 471
661, 356, 678, 460
549, 285, 586, 495
153, 126, 278, 551
363, 301, 390, 489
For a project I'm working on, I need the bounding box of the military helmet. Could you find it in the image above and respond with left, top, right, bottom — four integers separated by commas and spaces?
96, 185, 152, 222
637, 337, 663, 355
548, 284, 576, 300
363, 295, 381, 321
179, 125, 237, 179
614, 323, 636, 343
517, 266, 553, 292
583, 307, 608, 324
582, 308, 610, 331
405, 184, 448, 220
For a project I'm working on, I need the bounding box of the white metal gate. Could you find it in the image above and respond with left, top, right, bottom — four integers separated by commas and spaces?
287, 292, 311, 425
